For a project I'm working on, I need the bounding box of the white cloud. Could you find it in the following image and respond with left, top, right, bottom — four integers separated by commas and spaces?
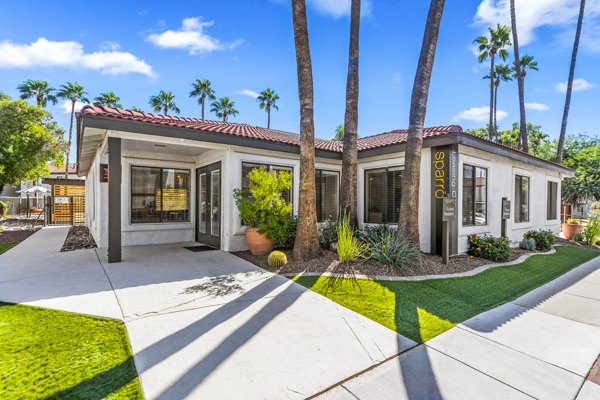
308, 0, 372, 18
452, 106, 508, 123
474, 0, 600, 47
0, 37, 154, 77
238, 89, 259, 98
525, 102, 549, 111
556, 78, 596, 93
60, 100, 87, 114
146, 17, 242, 55
99, 41, 121, 51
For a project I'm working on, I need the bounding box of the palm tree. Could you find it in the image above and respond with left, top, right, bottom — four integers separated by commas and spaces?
93, 92, 123, 108
291, 0, 322, 261
332, 124, 344, 141
17, 79, 57, 108
557, 0, 585, 164
509, 0, 527, 151
257, 88, 280, 129
341, 0, 361, 227
484, 63, 513, 135
513, 54, 539, 152
130, 106, 144, 112
148, 90, 180, 115
189, 79, 216, 119
474, 24, 511, 140
210, 97, 239, 122
57, 82, 89, 179
398, 0, 446, 252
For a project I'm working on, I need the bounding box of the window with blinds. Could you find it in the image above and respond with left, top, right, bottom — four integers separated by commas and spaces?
547, 181, 558, 220
462, 164, 487, 226
515, 175, 530, 223
364, 167, 402, 224
241, 162, 293, 203
315, 170, 339, 221
131, 166, 190, 223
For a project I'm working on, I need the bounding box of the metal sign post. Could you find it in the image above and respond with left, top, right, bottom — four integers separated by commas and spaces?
501, 198, 511, 237
442, 197, 456, 264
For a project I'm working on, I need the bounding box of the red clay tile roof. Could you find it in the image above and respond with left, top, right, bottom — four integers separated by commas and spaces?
79, 105, 462, 153
49, 163, 77, 174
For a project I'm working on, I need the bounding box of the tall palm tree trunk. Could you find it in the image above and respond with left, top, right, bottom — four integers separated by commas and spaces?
399, 0, 446, 252
557, 0, 585, 164
267, 106, 271, 129
488, 53, 495, 140
201, 95, 206, 119
510, 0, 528, 152
65, 100, 75, 179
494, 82, 498, 135
292, 0, 322, 261
341, 0, 360, 227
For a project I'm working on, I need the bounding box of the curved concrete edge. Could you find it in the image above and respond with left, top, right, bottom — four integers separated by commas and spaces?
284, 246, 562, 282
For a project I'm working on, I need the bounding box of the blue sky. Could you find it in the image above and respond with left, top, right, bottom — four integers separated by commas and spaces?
1, 0, 599, 161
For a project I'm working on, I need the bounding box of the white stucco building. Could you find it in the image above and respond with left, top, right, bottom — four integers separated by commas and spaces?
76, 106, 573, 262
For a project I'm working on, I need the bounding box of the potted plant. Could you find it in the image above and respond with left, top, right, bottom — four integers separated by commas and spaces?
562, 218, 582, 240
233, 168, 293, 256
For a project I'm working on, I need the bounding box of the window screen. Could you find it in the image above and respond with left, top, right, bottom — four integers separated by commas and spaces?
315, 170, 339, 221
547, 181, 558, 220
365, 167, 402, 224
515, 175, 530, 223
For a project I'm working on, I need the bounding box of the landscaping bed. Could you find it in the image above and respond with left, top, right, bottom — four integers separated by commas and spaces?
235, 247, 538, 278
0, 218, 43, 250
61, 225, 97, 252
0, 302, 143, 399
293, 246, 600, 344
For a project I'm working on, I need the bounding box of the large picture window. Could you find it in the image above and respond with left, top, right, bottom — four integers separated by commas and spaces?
547, 181, 558, 220
462, 164, 487, 226
315, 170, 339, 221
131, 166, 190, 223
364, 167, 402, 224
515, 175, 530, 223
241, 162, 293, 203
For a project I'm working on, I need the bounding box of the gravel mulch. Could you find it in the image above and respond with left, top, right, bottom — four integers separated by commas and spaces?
61, 225, 97, 252
233, 246, 541, 278
0, 218, 43, 244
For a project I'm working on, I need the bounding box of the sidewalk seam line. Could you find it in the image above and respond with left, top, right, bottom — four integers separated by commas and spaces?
94, 248, 126, 320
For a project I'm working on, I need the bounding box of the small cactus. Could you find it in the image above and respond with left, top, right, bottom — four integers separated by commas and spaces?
268, 251, 288, 268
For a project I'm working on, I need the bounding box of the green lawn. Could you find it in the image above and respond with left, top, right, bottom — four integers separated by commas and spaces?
0, 243, 16, 255
0, 302, 143, 399
295, 246, 599, 343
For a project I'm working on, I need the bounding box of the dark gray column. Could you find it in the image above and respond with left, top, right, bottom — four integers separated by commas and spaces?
108, 137, 122, 263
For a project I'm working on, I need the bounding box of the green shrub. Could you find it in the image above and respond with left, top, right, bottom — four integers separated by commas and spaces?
0, 200, 9, 217
523, 230, 556, 251
233, 168, 294, 246
467, 234, 512, 262
519, 238, 536, 251
337, 213, 366, 262
319, 218, 339, 248
267, 251, 288, 268
571, 232, 585, 242
358, 225, 418, 271
567, 218, 581, 225
584, 214, 600, 246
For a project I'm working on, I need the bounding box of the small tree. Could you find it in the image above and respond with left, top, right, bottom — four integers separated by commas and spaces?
257, 88, 280, 129
211, 97, 239, 122
0, 97, 65, 192
149, 90, 180, 115
93, 92, 123, 108
189, 79, 216, 120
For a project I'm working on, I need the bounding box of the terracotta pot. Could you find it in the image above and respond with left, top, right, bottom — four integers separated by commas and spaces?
30, 208, 43, 213
562, 223, 582, 240
245, 227, 274, 256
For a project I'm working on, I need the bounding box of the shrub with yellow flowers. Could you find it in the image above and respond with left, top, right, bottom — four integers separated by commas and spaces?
467, 234, 512, 262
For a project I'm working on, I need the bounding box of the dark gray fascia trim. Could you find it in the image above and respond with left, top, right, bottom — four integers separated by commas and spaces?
456, 135, 574, 175
81, 115, 341, 160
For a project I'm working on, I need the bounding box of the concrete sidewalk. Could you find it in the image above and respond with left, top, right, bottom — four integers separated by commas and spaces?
317, 255, 600, 400
0, 227, 417, 399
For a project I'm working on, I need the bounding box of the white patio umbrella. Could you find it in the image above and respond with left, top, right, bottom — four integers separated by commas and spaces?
16, 185, 51, 194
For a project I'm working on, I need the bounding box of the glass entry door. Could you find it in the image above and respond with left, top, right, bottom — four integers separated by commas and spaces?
196, 162, 221, 248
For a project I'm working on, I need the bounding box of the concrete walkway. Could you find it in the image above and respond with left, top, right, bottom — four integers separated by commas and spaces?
317, 254, 600, 400
0, 227, 416, 399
